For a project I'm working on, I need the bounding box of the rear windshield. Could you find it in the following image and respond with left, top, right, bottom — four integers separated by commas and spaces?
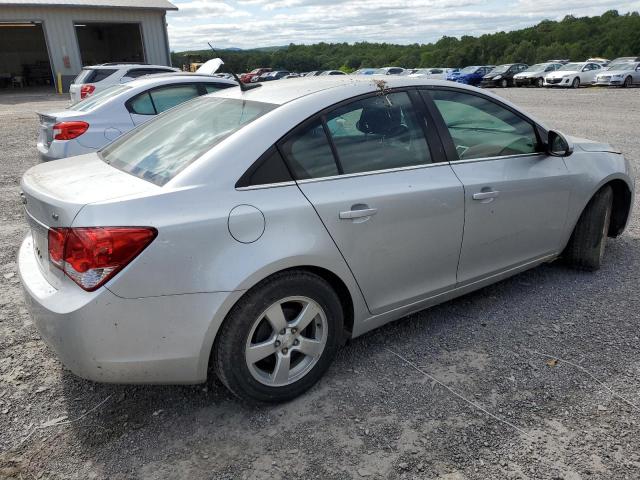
74, 68, 117, 84
101, 97, 276, 186
72, 85, 131, 111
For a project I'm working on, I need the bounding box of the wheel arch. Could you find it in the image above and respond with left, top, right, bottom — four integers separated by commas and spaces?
606, 178, 633, 237
565, 177, 633, 246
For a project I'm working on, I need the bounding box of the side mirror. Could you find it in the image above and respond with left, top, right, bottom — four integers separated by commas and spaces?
547, 130, 573, 157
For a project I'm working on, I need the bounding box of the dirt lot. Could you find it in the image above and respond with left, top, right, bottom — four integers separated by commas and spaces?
0, 87, 639, 480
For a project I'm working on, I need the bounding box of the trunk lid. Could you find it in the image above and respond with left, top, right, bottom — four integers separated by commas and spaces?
21, 153, 160, 288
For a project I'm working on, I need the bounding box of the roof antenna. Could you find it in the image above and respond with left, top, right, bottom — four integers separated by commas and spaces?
208, 42, 260, 92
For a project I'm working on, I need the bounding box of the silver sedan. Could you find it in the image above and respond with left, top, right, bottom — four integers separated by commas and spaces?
37, 73, 236, 161
19, 77, 635, 403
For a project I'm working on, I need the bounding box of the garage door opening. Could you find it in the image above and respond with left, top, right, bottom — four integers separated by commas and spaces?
0, 22, 54, 91
75, 22, 145, 66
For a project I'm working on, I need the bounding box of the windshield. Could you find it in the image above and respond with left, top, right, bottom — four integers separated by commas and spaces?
607, 63, 635, 71
71, 85, 131, 111
460, 66, 480, 74
101, 97, 276, 186
490, 65, 510, 74
559, 63, 582, 71
525, 63, 547, 72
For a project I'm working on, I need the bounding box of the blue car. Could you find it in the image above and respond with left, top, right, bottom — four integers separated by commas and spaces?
445, 68, 462, 81
455, 66, 495, 86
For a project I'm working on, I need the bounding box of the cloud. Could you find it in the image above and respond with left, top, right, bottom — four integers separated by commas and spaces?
167, 0, 640, 51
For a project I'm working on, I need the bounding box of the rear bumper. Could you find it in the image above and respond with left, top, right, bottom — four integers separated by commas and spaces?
18, 234, 242, 384
37, 139, 95, 161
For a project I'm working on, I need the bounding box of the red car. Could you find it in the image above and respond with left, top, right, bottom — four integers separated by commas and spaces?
240, 68, 272, 83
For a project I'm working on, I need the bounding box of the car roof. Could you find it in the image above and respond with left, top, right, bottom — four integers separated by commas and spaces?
208, 75, 500, 106
122, 73, 238, 88
83, 63, 174, 70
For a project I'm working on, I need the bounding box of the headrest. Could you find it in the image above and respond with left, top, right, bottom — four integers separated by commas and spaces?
356, 102, 404, 136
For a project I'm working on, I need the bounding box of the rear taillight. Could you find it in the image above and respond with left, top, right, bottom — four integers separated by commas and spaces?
47, 227, 157, 291
80, 84, 95, 99
53, 121, 89, 140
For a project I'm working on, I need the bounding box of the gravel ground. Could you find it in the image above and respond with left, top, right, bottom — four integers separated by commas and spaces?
0, 87, 639, 480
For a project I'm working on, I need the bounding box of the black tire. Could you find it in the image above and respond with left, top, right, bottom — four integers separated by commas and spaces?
563, 186, 613, 271
623, 76, 632, 88
213, 271, 343, 403
571, 77, 580, 89
536, 77, 544, 88
500, 78, 509, 88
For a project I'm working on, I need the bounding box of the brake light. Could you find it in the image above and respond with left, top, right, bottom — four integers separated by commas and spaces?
47, 227, 157, 291
53, 121, 89, 140
80, 84, 95, 99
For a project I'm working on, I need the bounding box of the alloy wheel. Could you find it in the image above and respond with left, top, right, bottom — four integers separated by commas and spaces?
245, 296, 328, 387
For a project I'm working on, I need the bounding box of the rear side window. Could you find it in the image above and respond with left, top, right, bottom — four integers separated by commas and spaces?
129, 92, 155, 115
150, 84, 199, 113
102, 97, 276, 186
280, 119, 339, 180
324, 92, 432, 174
204, 83, 230, 94
74, 68, 116, 84
127, 85, 200, 115
236, 148, 292, 188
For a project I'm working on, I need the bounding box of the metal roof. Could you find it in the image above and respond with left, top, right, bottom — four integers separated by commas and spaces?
0, 0, 178, 10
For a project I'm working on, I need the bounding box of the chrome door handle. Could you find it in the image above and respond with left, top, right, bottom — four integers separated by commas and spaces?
339, 208, 378, 219
472, 190, 500, 200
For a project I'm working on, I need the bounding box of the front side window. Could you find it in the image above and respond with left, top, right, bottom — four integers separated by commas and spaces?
102, 97, 276, 186
324, 92, 431, 174
426, 89, 539, 160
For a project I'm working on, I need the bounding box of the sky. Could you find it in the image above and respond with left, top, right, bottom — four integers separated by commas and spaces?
166, 0, 640, 51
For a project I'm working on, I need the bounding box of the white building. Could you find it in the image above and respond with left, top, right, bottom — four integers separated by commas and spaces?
0, 0, 177, 92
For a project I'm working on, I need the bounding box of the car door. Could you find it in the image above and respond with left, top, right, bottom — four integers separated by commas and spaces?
633, 64, 640, 84
580, 63, 599, 83
279, 90, 465, 314
126, 83, 201, 126
422, 88, 572, 285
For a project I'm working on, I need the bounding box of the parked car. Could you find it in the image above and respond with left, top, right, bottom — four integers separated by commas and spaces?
19, 76, 633, 403
586, 57, 610, 67
453, 66, 494, 86
445, 68, 462, 81
69, 63, 180, 103
480, 63, 529, 87
352, 68, 377, 75
372, 67, 405, 75
240, 68, 272, 84
260, 71, 291, 81
319, 70, 347, 76
595, 61, 640, 87
408, 68, 451, 80
513, 62, 563, 87
544, 61, 602, 88
547, 59, 570, 65
37, 73, 236, 160
610, 56, 640, 64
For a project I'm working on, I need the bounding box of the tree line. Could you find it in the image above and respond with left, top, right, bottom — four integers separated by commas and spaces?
171, 10, 640, 73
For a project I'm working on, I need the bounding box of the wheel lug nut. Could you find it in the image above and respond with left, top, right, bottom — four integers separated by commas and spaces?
291, 328, 297, 334
282, 347, 288, 354
275, 340, 281, 347
279, 329, 286, 335
293, 339, 299, 346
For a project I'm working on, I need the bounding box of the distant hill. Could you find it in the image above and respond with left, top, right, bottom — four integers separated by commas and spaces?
171, 10, 640, 72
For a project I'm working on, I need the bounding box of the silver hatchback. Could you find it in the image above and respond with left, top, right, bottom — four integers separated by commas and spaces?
19, 77, 634, 403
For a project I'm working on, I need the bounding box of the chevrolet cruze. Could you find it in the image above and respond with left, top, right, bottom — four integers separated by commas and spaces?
19, 76, 634, 403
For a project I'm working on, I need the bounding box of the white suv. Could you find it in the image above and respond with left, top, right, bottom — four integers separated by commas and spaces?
69, 63, 180, 103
